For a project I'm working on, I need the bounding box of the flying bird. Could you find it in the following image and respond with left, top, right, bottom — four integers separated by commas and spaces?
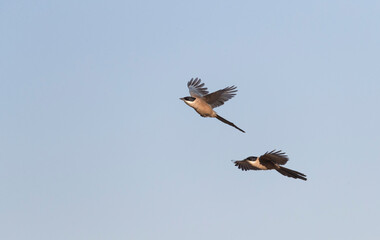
180, 78, 245, 133
233, 150, 307, 181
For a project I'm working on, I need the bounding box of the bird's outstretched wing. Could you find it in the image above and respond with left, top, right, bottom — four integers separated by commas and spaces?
233, 158, 261, 171
188, 78, 209, 97
259, 150, 289, 165
203, 86, 237, 108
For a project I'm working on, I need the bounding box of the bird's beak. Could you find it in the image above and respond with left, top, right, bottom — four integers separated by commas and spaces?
179, 97, 184, 101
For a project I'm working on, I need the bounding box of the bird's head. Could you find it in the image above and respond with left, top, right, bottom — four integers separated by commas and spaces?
180, 96, 195, 102
246, 156, 258, 161
180, 96, 196, 106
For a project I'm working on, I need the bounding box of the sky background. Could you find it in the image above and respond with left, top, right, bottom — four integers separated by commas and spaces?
1, 1, 380, 239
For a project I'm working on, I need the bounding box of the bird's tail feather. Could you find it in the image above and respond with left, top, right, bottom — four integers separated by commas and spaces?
216, 115, 245, 133
276, 166, 307, 181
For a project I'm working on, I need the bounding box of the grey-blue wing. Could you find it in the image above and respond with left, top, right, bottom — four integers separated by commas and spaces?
260, 150, 289, 165
203, 86, 237, 108
187, 78, 209, 97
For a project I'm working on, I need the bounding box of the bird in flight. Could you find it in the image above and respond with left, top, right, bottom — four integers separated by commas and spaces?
180, 78, 245, 133
233, 150, 307, 180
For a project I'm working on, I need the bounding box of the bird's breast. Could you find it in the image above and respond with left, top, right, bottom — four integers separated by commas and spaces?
249, 160, 269, 170
191, 99, 216, 117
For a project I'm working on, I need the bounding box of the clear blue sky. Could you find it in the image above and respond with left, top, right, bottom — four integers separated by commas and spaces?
1, 1, 380, 239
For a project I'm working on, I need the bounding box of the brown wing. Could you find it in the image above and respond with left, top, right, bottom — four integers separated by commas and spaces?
187, 78, 209, 97
259, 150, 289, 165
203, 86, 237, 108
233, 159, 261, 171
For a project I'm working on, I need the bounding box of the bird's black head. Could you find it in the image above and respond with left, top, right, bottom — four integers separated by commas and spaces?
246, 156, 257, 161
180, 96, 196, 102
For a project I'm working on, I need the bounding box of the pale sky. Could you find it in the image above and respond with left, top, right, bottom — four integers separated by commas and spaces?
1, 1, 380, 239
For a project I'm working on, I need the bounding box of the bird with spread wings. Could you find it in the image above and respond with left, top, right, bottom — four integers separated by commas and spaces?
233, 150, 307, 181
180, 78, 245, 133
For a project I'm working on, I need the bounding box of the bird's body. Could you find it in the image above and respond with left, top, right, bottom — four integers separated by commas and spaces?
233, 150, 307, 181
183, 97, 216, 117
180, 78, 245, 133
243, 157, 275, 170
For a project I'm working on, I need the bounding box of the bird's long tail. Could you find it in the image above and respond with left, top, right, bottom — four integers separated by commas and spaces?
216, 115, 245, 133
276, 166, 307, 181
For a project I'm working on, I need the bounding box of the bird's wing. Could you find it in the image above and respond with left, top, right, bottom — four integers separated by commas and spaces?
203, 86, 237, 108
259, 150, 289, 165
187, 78, 209, 97
233, 158, 261, 171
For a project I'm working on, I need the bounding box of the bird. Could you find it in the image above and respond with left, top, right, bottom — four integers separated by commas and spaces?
180, 78, 245, 133
233, 150, 307, 181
